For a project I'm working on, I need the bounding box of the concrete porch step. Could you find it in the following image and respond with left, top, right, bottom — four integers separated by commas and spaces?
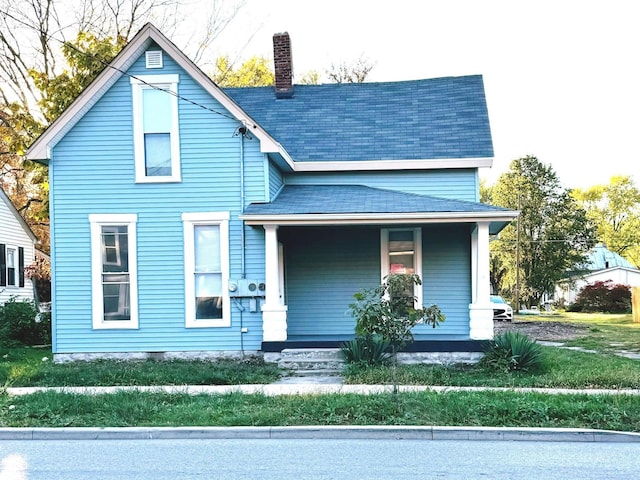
279, 348, 343, 360
276, 348, 345, 375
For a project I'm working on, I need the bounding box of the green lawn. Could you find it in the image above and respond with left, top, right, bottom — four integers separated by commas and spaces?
345, 312, 640, 387
551, 312, 640, 354
0, 347, 281, 387
1, 312, 639, 431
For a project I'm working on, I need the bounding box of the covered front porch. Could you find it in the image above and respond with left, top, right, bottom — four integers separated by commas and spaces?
241, 185, 518, 352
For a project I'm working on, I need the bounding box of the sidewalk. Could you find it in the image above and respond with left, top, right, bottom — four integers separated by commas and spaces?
6, 380, 640, 397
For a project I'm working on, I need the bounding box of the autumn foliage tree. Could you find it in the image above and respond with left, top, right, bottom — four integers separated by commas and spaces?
0, 0, 247, 250
211, 55, 274, 87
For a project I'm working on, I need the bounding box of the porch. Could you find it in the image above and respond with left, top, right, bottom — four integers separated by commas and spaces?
241, 184, 518, 347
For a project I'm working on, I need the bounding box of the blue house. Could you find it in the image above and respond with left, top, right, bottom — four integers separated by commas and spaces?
27, 24, 517, 361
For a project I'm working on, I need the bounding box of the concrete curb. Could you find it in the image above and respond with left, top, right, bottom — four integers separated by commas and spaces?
6, 384, 640, 396
0, 426, 638, 442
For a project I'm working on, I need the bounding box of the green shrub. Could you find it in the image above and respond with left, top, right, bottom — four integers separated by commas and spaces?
348, 274, 445, 350
568, 280, 631, 313
340, 335, 393, 366
481, 332, 544, 373
0, 297, 50, 347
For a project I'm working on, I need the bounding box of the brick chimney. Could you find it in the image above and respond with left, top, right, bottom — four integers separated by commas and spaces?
273, 32, 293, 98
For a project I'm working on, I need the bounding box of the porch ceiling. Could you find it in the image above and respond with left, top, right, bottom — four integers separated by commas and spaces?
241, 185, 517, 234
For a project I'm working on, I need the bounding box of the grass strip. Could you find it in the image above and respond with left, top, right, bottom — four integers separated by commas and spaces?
1, 390, 639, 432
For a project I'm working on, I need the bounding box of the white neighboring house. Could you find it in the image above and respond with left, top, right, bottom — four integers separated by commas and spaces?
0, 186, 37, 305
555, 244, 640, 305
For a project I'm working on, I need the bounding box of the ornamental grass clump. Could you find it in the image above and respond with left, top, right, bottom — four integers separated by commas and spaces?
340, 334, 393, 367
481, 332, 544, 373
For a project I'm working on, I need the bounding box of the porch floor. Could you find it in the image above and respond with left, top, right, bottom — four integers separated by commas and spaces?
263, 337, 488, 353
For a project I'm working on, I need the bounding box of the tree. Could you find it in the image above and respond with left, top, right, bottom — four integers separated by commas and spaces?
349, 274, 445, 350
1, 32, 125, 251
298, 70, 320, 85
0, 0, 247, 249
211, 55, 274, 87
31, 32, 126, 123
326, 55, 375, 83
572, 175, 640, 268
490, 156, 597, 308
0, 0, 245, 110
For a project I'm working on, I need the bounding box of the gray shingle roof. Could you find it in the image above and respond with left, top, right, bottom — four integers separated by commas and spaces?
224, 75, 493, 162
244, 185, 510, 216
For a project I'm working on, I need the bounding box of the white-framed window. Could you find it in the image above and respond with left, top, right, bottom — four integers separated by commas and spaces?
0, 244, 23, 288
131, 74, 180, 183
89, 214, 138, 329
182, 212, 230, 328
381, 228, 423, 308
6, 247, 16, 286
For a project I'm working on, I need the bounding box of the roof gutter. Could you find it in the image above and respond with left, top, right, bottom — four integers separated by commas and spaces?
240, 210, 519, 227
291, 157, 493, 172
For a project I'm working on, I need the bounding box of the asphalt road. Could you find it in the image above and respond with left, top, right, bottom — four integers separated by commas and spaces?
1, 438, 639, 479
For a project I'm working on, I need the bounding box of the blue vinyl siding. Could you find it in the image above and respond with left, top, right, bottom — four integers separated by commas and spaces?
50, 46, 268, 353
283, 227, 380, 337
284, 169, 478, 202
283, 225, 471, 339
268, 160, 284, 200
416, 225, 472, 339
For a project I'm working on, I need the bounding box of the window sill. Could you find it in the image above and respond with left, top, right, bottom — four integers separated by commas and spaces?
185, 319, 231, 328
135, 176, 182, 184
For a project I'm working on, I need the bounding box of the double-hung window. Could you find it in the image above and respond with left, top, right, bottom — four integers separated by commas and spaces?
182, 212, 230, 328
0, 244, 24, 288
89, 214, 138, 329
381, 228, 423, 308
131, 74, 180, 183
6, 247, 16, 286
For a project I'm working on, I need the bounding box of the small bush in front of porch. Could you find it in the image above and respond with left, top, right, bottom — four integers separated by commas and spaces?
340, 334, 393, 366
348, 274, 445, 351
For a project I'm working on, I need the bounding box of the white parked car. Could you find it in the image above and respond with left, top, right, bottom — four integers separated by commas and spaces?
490, 295, 513, 322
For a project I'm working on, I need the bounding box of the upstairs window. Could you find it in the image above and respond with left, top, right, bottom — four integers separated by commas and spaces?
131, 74, 180, 183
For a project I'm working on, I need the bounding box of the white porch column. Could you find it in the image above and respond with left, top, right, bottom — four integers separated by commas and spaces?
469, 221, 493, 339
261, 224, 288, 341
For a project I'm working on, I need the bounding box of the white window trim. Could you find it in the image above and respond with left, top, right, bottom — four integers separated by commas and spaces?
182, 212, 230, 328
381, 228, 423, 308
131, 74, 181, 183
4, 244, 18, 288
89, 214, 139, 329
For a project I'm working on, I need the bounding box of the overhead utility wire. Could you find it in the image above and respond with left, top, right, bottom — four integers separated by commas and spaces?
1, 10, 249, 125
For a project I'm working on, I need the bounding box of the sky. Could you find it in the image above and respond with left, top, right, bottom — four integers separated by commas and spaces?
198, 0, 638, 190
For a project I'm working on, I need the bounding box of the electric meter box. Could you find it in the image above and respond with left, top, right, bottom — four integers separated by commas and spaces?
228, 279, 266, 297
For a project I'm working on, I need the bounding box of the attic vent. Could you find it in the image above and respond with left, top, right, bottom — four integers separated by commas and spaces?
145, 51, 163, 69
